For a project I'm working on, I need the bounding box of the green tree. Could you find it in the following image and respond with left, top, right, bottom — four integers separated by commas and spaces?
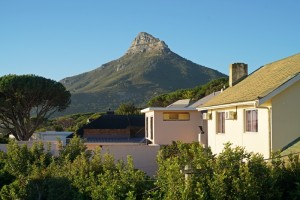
58, 134, 88, 162
0, 140, 53, 199
115, 102, 140, 115
0, 74, 71, 141
147, 77, 228, 107
155, 142, 214, 199
154, 142, 299, 200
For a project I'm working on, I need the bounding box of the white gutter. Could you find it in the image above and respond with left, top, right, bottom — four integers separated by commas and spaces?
254, 101, 272, 159
197, 101, 256, 111
141, 107, 197, 113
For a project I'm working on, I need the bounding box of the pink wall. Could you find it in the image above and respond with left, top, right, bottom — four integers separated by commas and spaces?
145, 110, 201, 145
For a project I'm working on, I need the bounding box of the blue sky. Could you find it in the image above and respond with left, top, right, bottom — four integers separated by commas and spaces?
1, 1, 299, 81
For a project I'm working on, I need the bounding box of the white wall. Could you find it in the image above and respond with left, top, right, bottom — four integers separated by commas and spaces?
145, 110, 201, 145
34, 131, 72, 145
0, 141, 60, 155
101, 145, 160, 176
207, 106, 270, 158
272, 80, 300, 152
1, 142, 160, 176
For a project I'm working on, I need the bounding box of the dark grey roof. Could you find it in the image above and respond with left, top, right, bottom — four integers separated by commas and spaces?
85, 137, 145, 143
76, 114, 145, 136
188, 91, 221, 108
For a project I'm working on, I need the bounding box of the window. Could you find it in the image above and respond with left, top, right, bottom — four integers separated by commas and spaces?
245, 110, 258, 132
217, 112, 225, 133
163, 112, 190, 121
145, 117, 148, 138
150, 117, 153, 139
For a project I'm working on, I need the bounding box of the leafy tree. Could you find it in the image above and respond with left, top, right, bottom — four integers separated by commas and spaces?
1, 138, 300, 199
0, 140, 53, 199
148, 77, 228, 107
37, 112, 103, 133
154, 142, 300, 200
0, 133, 8, 144
115, 102, 140, 115
155, 142, 214, 199
0, 151, 15, 190
0, 74, 71, 141
58, 134, 88, 162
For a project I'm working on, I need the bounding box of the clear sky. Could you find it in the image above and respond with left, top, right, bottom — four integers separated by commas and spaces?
1, 1, 299, 81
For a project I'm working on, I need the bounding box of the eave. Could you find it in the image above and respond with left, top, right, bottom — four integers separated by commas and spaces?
141, 107, 197, 113
197, 101, 256, 111
258, 73, 300, 105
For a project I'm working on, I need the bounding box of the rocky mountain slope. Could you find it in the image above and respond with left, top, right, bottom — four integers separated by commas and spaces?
60, 32, 226, 114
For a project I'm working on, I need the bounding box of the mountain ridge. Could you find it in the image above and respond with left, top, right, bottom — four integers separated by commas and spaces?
60, 32, 226, 115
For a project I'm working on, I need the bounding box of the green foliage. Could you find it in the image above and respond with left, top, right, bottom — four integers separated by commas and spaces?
0, 151, 15, 190
155, 142, 214, 199
1, 139, 300, 199
58, 134, 88, 162
0, 137, 152, 199
0, 74, 71, 141
115, 102, 140, 115
37, 112, 103, 132
155, 142, 300, 200
148, 77, 228, 107
0, 133, 8, 144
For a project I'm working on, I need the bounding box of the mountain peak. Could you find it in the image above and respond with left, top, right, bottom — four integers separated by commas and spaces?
126, 32, 170, 54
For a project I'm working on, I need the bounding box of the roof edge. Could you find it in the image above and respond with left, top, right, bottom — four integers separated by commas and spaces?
258, 73, 300, 105
141, 107, 197, 113
197, 101, 256, 110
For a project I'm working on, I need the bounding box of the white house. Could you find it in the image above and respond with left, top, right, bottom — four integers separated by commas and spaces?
198, 53, 300, 158
141, 92, 220, 146
32, 131, 73, 145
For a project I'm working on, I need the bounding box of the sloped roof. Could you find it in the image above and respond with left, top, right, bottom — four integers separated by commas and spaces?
203, 53, 300, 107
280, 137, 300, 157
76, 114, 145, 136
167, 99, 191, 108
189, 91, 220, 108
141, 92, 220, 113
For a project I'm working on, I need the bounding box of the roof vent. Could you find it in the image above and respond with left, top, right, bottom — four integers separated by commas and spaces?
106, 108, 115, 115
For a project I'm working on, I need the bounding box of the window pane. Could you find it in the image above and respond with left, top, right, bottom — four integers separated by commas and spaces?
246, 110, 251, 132
179, 113, 190, 120
169, 113, 178, 120
163, 112, 190, 121
221, 112, 225, 133
217, 112, 225, 133
163, 113, 170, 120
246, 110, 258, 132
150, 117, 153, 139
252, 110, 258, 132
145, 117, 148, 138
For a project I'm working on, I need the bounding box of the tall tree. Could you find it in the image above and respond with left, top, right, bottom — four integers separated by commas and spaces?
0, 74, 71, 141
115, 102, 139, 115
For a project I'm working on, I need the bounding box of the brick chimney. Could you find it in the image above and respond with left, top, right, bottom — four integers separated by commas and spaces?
229, 63, 248, 87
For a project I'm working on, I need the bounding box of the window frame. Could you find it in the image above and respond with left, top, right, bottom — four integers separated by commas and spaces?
245, 109, 258, 132
216, 112, 225, 134
150, 117, 153, 140
163, 112, 190, 121
145, 117, 148, 138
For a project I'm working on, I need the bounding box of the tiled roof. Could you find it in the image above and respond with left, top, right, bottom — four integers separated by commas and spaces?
203, 53, 300, 107
189, 91, 220, 108
85, 137, 145, 143
167, 99, 191, 108
76, 114, 145, 136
